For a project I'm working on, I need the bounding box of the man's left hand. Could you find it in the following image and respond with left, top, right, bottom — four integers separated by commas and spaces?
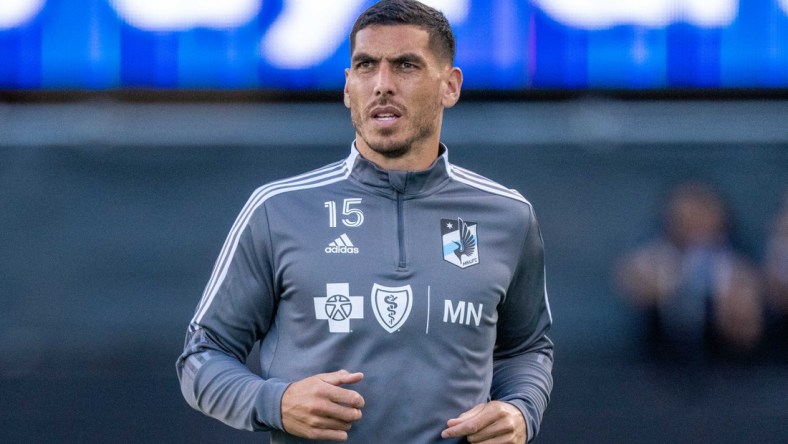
441, 401, 526, 443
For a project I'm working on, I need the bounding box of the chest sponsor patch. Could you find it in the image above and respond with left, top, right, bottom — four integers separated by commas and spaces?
314, 283, 364, 333
371, 284, 413, 333
441, 218, 479, 268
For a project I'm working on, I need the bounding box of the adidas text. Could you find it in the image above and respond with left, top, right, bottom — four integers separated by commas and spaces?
325, 245, 359, 254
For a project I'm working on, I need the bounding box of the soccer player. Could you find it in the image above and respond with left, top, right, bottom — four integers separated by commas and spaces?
176, 1, 553, 442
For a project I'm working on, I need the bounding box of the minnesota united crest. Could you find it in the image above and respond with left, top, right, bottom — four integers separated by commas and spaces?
441, 218, 480, 268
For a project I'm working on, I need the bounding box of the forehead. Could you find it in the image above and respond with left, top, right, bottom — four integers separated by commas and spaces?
352, 24, 433, 58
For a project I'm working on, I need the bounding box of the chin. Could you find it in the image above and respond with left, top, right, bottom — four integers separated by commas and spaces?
371, 144, 410, 159
361, 134, 410, 158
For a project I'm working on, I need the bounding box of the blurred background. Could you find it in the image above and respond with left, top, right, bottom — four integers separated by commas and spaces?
1, 1, 787, 443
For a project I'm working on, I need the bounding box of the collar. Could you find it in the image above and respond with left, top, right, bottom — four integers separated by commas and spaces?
346, 142, 451, 198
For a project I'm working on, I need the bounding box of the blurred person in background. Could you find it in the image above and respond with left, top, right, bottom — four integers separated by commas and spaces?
615, 181, 764, 363
763, 190, 788, 361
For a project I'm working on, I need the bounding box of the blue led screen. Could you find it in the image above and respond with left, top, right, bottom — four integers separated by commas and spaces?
1, 0, 787, 90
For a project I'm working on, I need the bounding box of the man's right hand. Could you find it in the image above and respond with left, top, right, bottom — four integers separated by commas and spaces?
281, 369, 365, 441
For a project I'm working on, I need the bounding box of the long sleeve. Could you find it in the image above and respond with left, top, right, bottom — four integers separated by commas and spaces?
491, 205, 554, 442
176, 196, 288, 431
175, 149, 557, 442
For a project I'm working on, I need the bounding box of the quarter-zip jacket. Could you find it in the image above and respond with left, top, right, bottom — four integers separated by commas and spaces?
177, 144, 554, 443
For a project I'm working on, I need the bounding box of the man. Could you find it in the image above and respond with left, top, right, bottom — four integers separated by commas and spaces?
615, 181, 763, 361
176, 1, 553, 442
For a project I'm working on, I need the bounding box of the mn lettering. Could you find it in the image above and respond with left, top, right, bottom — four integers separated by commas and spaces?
442, 300, 483, 327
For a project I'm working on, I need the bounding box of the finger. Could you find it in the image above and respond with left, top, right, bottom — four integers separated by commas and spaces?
316, 373, 365, 409
441, 420, 481, 440
468, 434, 511, 444
300, 428, 350, 442
338, 371, 364, 385
317, 397, 365, 422
282, 407, 356, 441
442, 404, 498, 439
446, 403, 486, 427
443, 420, 507, 443
463, 418, 509, 443
464, 403, 526, 444
282, 399, 360, 440
299, 411, 357, 432
320, 383, 365, 410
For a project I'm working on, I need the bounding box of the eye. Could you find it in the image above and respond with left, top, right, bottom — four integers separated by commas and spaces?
355, 59, 374, 70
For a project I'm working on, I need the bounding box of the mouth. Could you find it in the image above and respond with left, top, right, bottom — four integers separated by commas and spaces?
375, 113, 398, 121
370, 106, 402, 124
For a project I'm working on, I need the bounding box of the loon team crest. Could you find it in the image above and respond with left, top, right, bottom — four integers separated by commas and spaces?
441, 218, 479, 268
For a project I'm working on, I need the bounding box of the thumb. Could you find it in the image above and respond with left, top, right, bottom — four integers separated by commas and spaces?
320, 369, 364, 386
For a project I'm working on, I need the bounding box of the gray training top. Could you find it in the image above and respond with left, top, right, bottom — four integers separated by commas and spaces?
177, 144, 554, 443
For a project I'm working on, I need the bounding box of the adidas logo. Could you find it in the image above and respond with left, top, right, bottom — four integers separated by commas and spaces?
325, 234, 359, 254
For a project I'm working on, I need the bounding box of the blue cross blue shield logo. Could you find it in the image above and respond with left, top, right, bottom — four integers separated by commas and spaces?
314, 283, 364, 333
371, 284, 413, 333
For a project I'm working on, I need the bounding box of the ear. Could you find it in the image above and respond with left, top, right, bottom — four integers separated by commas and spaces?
343, 68, 351, 109
441, 67, 463, 108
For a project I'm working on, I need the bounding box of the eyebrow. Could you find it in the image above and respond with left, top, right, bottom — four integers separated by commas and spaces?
351, 52, 376, 64
351, 52, 427, 65
389, 53, 426, 65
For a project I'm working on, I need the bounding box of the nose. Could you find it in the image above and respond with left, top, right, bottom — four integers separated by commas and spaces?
374, 63, 395, 97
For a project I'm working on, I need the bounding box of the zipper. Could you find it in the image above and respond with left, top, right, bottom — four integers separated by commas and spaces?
396, 190, 407, 270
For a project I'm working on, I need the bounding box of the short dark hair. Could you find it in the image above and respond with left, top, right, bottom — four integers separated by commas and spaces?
350, 0, 456, 65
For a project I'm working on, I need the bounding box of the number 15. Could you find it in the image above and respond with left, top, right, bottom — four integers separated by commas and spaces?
324, 198, 364, 228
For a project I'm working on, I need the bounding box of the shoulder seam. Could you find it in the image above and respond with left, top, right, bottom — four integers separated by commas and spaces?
448, 164, 530, 205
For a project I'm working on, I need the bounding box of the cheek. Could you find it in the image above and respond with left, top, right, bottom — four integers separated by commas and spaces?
348, 101, 365, 130
345, 81, 368, 108
412, 88, 443, 116
416, 80, 445, 103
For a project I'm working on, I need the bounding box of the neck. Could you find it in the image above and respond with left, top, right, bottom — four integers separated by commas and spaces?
354, 140, 440, 172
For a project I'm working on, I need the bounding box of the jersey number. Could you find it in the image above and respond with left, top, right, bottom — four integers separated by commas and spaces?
324, 198, 364, 228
